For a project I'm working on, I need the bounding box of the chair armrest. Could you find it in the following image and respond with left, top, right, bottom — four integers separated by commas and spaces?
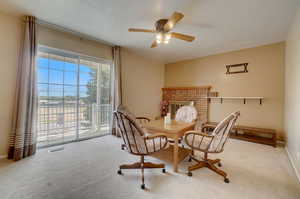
184, 131, 214, 151
136, 117, 151, 122
144, 134, 168, 153
136, 117, 151, 126
185, 130, 214, 138
144, 133, 167, 140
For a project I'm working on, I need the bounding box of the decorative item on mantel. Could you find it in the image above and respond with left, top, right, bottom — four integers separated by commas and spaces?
160, 100, 169, 117
164, 113, 171, 125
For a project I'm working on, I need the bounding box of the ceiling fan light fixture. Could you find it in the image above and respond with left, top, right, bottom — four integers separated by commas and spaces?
156, 33, 171, 44
129, 11, 195, 48
156, 33, 162, 40
165, 33, 171, 40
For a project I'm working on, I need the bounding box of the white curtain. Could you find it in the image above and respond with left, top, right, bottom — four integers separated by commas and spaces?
8, 16, 38, 161
111, 46, 122, 136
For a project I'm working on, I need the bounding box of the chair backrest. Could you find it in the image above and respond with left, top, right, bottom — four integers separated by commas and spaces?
175, 105, 198, 123
210, 111, 240, 153
114, 105, 148, 155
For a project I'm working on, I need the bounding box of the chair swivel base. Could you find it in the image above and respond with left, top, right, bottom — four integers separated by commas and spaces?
117, 161, 166, 189
187, 156, 229, 183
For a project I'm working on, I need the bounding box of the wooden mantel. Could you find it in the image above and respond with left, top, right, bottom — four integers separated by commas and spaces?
162, 86, 212, 91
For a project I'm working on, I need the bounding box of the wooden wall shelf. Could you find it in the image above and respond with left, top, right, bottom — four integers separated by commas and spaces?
204, 97, 264, 105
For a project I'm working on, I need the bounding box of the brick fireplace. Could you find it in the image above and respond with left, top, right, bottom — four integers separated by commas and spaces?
161, 86, 211, 123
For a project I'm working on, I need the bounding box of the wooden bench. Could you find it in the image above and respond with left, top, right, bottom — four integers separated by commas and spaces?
203, 122, 277, 147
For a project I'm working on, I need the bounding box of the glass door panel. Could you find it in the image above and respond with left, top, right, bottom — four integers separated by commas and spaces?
78, 59, 100, 139
98, 63, 112, 135
37, 46, 112, 148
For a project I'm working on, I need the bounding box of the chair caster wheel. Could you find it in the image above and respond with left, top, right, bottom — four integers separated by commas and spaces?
141, 184, 145, 189
187, 171, 192, 177
162, 168, 166, 173
218, 162, 222, 167
117, 170, 122, 175
224, 178, 230, 183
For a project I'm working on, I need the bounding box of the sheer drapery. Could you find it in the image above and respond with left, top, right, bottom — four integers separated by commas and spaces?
111, 46, 122, 136
8, 16, 38, 161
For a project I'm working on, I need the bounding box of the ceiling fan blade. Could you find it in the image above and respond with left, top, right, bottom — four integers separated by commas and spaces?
151, 40, 158, 48
164, 12, 184, 32
128, 28, 156, 33
171, 32, 195, 42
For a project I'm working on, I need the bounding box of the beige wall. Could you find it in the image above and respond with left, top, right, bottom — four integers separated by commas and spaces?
121, 49, 164, 119
38, 25, 112, 60
165, 42, 285, 139
0, 12, 22, 157
285, 7, 300, 178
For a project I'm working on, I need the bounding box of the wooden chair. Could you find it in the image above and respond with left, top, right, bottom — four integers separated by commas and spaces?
121, 116, 150, 150
184, 111, 240, 183
114, 106, 168, 189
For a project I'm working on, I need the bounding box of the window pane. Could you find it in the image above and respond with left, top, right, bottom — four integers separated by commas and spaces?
49, 70, 63, 84
49, 54, 64, 70
100, 64, 111, 104
80, 64, 94, 73
38, 57, 48, 69
79, 72, 95, 86
49, 85, 63, 99
64, 58, 77, 72
64, 71, 77, 85
38, 84, 48, 97
80, 85, 97, 104
79, 60, 98, 73
38, 68, 48, 83
64, 85, 77, 101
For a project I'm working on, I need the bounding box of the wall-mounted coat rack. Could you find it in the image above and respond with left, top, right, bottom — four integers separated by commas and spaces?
204, 97, 264, 105
226, 63, 248, 74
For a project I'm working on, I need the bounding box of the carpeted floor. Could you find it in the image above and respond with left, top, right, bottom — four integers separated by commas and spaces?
0, 135, 299, 199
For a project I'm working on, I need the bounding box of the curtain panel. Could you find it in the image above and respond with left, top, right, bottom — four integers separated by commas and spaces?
8, 16, 38, 161
111, 46, 122, 136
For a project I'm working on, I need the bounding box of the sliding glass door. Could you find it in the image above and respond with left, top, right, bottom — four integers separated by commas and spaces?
37, 46, 112, 147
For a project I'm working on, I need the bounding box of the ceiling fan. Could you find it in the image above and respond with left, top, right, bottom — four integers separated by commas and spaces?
128, 12, 195, 48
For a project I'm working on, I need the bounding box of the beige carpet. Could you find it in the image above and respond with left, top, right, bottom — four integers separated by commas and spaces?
0, 135, 299, 199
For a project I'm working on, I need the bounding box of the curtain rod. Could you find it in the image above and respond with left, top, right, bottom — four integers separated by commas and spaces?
36, 19, 115, 47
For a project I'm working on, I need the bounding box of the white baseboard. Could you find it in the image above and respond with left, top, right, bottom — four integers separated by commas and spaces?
285, 147, 300, 183
0, 155, 7, 159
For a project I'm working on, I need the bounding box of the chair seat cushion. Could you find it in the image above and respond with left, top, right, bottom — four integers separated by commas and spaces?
185, 134, 214, 152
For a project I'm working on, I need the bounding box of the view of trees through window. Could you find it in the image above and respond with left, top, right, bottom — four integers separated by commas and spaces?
37, 46, 112, 147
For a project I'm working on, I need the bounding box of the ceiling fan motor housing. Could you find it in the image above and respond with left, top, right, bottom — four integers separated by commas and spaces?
155, 19, 169, 33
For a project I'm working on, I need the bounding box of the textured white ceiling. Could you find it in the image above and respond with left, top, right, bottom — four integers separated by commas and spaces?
0, 0, 299, 63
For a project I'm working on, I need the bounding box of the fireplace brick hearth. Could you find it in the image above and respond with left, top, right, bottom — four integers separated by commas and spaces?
161, 86, 211, 123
